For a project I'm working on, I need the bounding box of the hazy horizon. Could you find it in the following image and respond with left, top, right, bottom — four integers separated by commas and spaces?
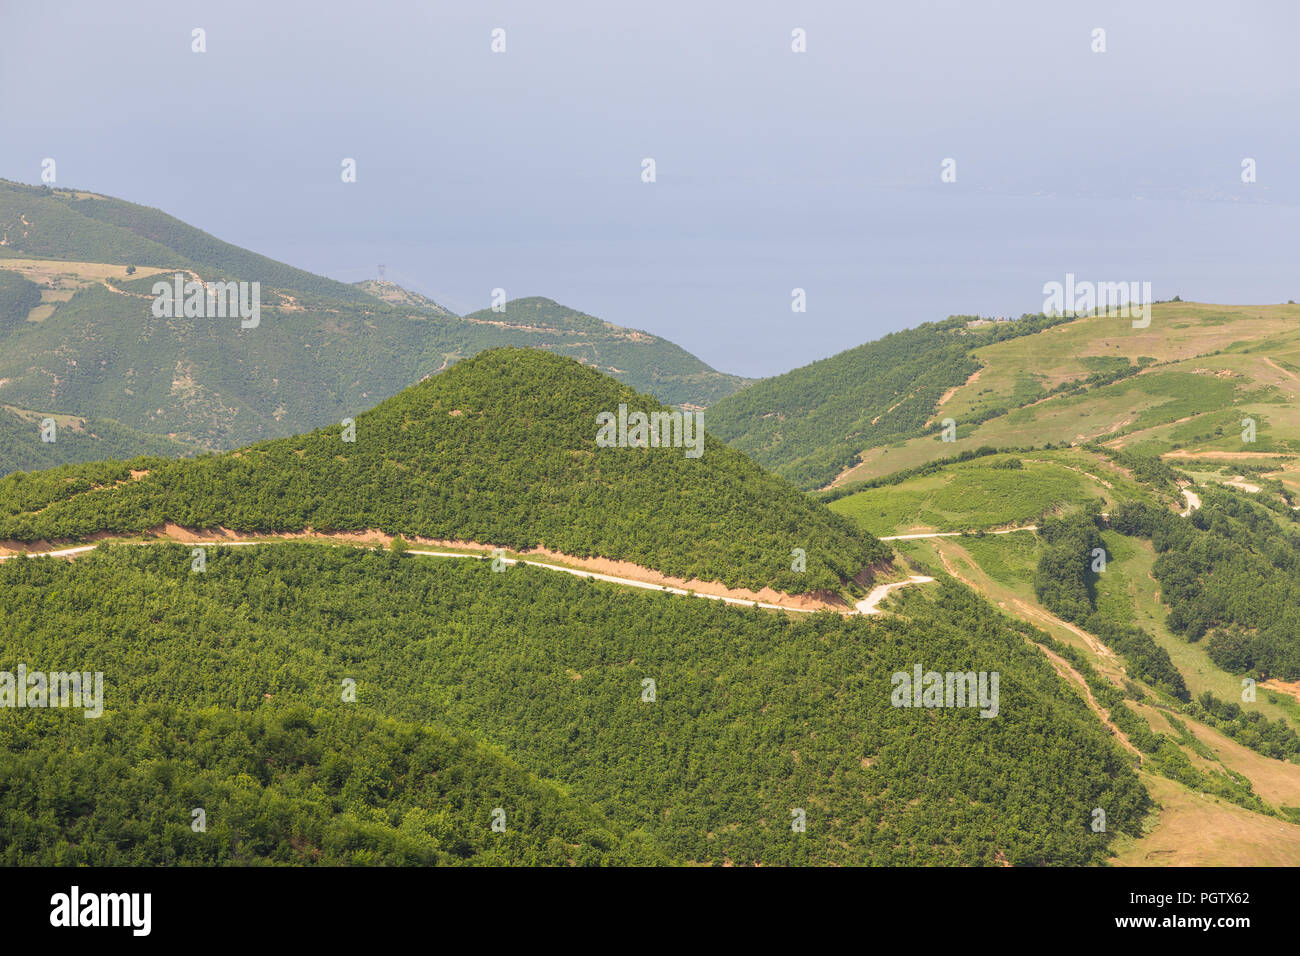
3, 0, 1297, 377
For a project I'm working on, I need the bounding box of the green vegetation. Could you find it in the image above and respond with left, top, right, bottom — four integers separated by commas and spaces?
0, 180, 366, 301
1033, 511, 1188, 701
0, 350, 884, 594
1192, 692, 1300, 762
1028, 630, 1266, 811
457, 297, 750, 408
706, 313, 1072, 490
0, 180, 749, 457
0, 703, 658, 866
0, 181, 185, 267
0, 268, 41, 331
1110, 491, 1300, 680
0, 406, 194, 475
829, 454, 1089, 536
0, 543, 1149, 865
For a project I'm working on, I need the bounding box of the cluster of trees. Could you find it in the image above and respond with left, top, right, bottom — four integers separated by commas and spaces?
0, 350, 886, 594
1033, 512, 1106, 620
1110, 494, 1300, 680
0, 543, 1149, 865
1192, 692, 1300, 762
0, 268, 41, 331
0, 411, 193, 476
1029, 630, 1266, 812
1034, 512, 1188, 700
0, 703, 656, 866
1094, 446, 1183, 492
706, 313, 1076, 490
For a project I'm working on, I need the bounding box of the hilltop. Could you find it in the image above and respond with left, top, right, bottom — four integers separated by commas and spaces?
456, 297, 751, 408
0, 180, 749, 466
706, 314, 1069, 490
353, 278, 455, 316
0, 349, 883, 594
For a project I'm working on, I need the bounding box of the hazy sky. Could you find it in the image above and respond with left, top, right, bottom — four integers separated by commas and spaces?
3, 0, 1297, 377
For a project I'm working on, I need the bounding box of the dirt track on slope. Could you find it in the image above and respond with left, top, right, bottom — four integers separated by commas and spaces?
0, 524, 864, 614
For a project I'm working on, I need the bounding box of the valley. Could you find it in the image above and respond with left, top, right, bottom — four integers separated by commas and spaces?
2, 180, 1297, 869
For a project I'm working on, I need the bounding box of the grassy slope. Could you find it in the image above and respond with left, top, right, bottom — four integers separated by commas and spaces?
838, 303, 1300, 485
827, 449, 1158, 537
893, 533, 1300, 865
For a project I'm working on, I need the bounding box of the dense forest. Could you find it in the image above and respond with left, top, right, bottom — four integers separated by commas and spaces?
0, 703, 659, 866
1110, 492, 1300, 680
0, 543, 1149, 865
0, 350, 884, 594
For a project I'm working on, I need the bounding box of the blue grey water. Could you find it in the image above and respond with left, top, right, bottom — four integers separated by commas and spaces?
2, 0, 1296, 378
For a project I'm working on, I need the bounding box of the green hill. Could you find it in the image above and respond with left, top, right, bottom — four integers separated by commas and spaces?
0, 349, 884, 594
457, 297, 750, 408
0, 179, 368, 301
0, 404, 194, 474
0, 542, 1150, 865
821, 302, 1300, 489
0, 180, 749, 459
706, 315, 1069, 490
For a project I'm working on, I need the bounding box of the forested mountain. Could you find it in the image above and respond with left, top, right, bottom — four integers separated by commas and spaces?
0, 543, 1149, 865
706, 314, 1070, 490
0, 404, 194, 474
0, 349, 883, 594
0, 180, 748, 466
0, 403, 195, 478
353, 279, 455, 315
0, 701, 659, 866
0, 179, 369, 300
